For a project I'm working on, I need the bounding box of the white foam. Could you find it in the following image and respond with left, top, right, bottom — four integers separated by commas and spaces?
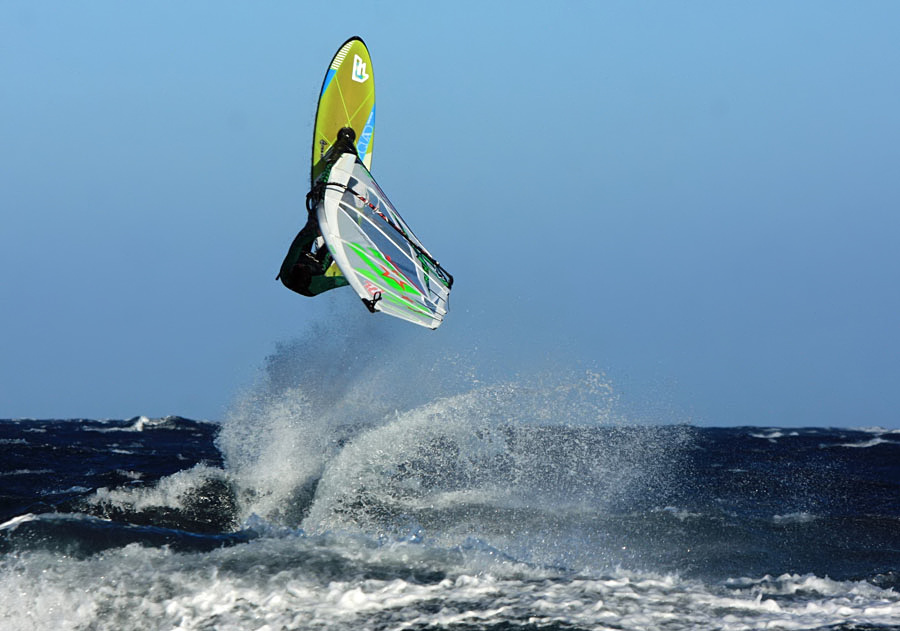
2, 540, 897, 631
217, 385, 337, 524
0, 513, 38, 531
87, 463, 226, 513
81, 416, 173, 433
836, 437, 899, 448
41, 485, 91, 496
773, 512, 818, 524
749, 430, 799, 441
0, 468, 53, 477
654, 506, 703, 521
857, 426, 900, 435
750, 429, 784, 439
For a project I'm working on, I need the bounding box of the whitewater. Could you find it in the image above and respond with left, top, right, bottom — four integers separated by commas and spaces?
2, 327, 899, 630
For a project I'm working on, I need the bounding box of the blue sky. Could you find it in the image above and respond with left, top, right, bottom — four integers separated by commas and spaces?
2, 2, 898, 427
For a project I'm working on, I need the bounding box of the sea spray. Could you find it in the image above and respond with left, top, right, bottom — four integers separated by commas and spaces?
299, 376, 695, 573
215, 316, 480, 526
214, 315, 696, 561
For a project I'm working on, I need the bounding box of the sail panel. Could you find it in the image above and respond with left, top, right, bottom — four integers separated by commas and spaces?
318, 153, 451, 329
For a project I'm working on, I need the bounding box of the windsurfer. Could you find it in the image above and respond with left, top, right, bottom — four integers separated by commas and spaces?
276, 215, 348, 297
277, 127, 358, 297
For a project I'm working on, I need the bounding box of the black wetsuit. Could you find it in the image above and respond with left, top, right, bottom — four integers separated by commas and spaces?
278, 127, 357, 297
277, 213, 349, 297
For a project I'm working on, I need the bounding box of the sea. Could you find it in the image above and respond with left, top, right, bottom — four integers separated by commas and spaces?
2, 341, 899, 630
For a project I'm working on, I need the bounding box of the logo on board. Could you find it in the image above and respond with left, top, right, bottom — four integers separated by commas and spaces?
352, 54, 370, 83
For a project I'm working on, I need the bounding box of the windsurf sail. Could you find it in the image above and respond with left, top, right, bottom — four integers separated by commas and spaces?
315, 152, 453, 329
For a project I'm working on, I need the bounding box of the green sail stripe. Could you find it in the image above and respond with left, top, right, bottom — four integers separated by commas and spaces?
347, 242, 423, 297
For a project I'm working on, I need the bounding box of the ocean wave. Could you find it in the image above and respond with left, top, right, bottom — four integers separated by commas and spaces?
772, 512, 819, 524
80, 416, 202, 433
0, 512, 38, 532
834, 437, 900, 448
749, 429, 799, 440
0, 511, 251, 558
80, 464, 239, 534
857, 426, 900, 435
0, 469, 53, 477
2, 345, 898, 631
653, 506, 703, 521
1, 535, 898, 631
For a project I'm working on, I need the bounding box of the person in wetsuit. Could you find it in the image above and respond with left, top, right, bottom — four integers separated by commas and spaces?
277, 212, 348, 297
277, 127, 358, 297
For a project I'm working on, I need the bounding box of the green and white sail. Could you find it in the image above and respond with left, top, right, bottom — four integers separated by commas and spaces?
316, 153, 453, 329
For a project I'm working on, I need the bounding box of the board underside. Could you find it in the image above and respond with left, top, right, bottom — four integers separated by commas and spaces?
311, 37, 375, 185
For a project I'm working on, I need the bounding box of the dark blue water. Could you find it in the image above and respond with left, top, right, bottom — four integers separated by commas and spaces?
1, 404, 898, 630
